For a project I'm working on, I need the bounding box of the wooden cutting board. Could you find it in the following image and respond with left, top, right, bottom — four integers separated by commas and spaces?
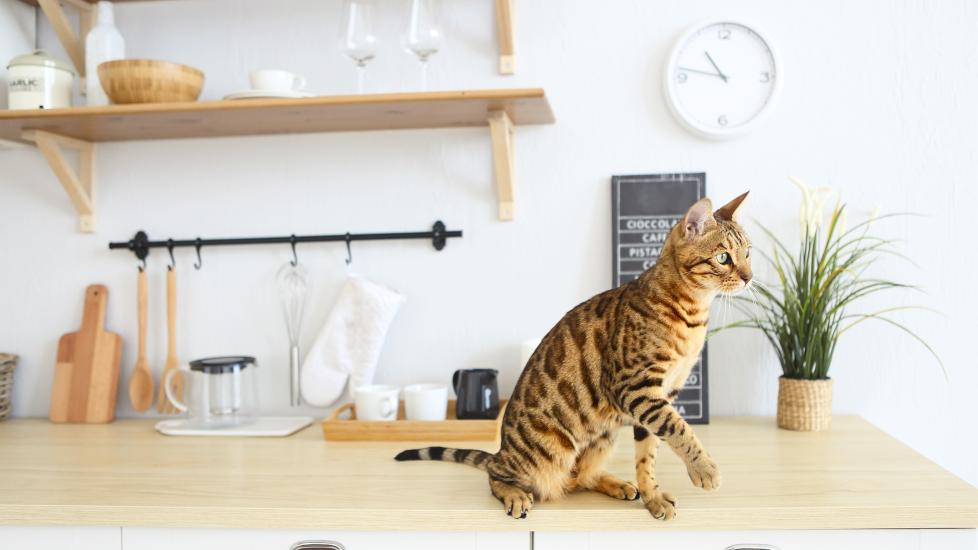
49, 284, 122, 423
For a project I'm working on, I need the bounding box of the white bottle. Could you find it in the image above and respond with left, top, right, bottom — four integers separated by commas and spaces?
85, 1, 125, 106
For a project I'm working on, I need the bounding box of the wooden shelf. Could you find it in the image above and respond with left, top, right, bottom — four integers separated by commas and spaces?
1, 89, 554, 230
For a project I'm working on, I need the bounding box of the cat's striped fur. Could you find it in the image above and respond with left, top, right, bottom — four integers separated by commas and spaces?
396, 192, 752, 520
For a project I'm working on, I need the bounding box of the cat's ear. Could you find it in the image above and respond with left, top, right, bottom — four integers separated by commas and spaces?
714, 191, 749, 222
683, 198, 715, 239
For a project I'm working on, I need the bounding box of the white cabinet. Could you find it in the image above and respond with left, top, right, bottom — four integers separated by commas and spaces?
121, 528, 528, 550
534, 530, 977, 550
0, 526, 122, 550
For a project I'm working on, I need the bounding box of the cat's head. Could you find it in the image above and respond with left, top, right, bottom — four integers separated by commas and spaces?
668, 191, 752, 295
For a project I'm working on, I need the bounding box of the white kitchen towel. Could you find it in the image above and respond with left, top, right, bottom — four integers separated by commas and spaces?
300, 276, 404, 407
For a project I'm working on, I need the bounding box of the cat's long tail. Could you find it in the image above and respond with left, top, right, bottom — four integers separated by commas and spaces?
394, 447, 493, 471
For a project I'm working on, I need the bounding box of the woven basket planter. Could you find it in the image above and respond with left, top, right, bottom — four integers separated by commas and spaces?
777, 376, 832, 431
0, 354, 16, 421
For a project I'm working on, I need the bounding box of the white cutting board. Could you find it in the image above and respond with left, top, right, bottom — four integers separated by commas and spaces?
155, 416, 313, 437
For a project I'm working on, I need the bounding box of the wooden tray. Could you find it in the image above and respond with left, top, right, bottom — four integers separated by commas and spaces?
321, 399, 506, 442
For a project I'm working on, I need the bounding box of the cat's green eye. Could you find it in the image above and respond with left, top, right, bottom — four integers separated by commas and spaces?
716, 252, 731, 265
746, 247, 751, 258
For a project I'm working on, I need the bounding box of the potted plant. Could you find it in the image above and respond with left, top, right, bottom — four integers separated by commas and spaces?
724, 180, 942, 431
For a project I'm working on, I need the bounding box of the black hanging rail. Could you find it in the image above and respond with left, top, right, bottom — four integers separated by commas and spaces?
108, 221, 462, 267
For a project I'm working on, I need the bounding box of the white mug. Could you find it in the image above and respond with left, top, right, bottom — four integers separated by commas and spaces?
404, 383, 448, 421
250, 69, 306, 92
354, 384, 399, 421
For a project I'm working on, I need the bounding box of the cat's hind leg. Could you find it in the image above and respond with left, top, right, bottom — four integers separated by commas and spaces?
571, 429, 639, 501
489, 477, 534, 519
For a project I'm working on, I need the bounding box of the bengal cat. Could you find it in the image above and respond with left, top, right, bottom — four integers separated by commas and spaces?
396, 192, 752, 520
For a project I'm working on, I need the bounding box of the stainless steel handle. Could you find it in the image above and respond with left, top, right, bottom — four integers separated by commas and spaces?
725, 545, 780, 550
290, 541, 345, 550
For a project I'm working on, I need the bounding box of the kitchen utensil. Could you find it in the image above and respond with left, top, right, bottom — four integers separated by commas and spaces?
222, 90, 314, 100
155, 415, 313, 437
84, 1, 125, 106
322, 399, 507, 441
6, 50, 74, 109
403, 383, 448, 421
157, 268, 182, 413
404, 0, 442, 91
250, 69, 306, 93
0, 353, 17, 421
353, 384, 399, 421
452, 369, 499, 420
49, 285, 122, 423
97, 59, 204, 104
277, 262, 308, 407
163, 356, 259, 428
341, 0, 379, 93
128, 268, 153, 411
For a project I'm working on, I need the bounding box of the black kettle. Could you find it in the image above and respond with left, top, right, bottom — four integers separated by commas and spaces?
453, 369, 499, 420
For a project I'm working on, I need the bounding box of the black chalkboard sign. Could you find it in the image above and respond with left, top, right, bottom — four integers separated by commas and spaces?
611, 173, 709, 424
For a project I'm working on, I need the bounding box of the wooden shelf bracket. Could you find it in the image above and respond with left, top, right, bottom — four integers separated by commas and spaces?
488, 110, 514, 221
35, 0, 94, 87
494, 0, 514, 74
23, 130, 97, 232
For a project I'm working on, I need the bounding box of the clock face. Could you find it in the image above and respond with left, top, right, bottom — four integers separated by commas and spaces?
665, 20, 781, 139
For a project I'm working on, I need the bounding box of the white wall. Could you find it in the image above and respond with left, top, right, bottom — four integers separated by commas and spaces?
1, 0, 975, 487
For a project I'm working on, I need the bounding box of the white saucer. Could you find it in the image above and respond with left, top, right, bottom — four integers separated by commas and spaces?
223, 89, 314, 100
155, 416, 314, 437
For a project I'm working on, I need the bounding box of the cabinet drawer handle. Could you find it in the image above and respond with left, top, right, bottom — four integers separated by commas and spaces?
725, 545, 780, 550
290, 541, 345, 550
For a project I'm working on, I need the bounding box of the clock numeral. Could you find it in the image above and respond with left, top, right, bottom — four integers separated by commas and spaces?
760, 71, 771, 83
718, 115, 728, 127
677, 72, 688, 83
718, 28, 731, 40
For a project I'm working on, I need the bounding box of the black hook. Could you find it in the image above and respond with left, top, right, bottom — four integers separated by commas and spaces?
344, 233, 353, 265
166, 239, 176, 271
290, 235, 298, 267
193, 238, 203, 270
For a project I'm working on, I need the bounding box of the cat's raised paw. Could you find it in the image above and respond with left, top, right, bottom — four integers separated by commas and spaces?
686, 456, 721, 491
644, 491, 677, 521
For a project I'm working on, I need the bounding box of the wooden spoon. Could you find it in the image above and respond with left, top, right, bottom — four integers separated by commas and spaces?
157, 267, 182, 413
128, 268, 154, 411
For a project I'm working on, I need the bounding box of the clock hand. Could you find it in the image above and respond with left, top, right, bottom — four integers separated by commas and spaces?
704, 51, 728, 82
677, 66, 726, 80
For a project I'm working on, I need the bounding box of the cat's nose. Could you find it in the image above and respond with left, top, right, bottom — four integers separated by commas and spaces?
739, 272, 752, 284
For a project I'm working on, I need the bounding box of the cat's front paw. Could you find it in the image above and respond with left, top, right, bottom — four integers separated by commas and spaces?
644, 490, 677, 521
686, 455, 721, 491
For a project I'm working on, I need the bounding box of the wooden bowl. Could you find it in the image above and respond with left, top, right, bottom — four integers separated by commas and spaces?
97, 59, 204, 104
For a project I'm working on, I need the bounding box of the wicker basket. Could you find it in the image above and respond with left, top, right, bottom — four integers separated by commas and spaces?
777, 376, 832, 431
0, 354, 16, 421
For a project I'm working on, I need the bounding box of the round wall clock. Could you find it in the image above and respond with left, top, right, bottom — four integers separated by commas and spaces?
663, 19, 782, 140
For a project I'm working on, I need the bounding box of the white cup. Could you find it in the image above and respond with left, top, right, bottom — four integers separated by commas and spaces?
250, 69, 306, 92
404, 383, 449, 421
354, 384, 399, 421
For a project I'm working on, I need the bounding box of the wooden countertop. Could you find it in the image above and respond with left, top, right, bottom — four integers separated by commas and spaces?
0, 417, 975, 531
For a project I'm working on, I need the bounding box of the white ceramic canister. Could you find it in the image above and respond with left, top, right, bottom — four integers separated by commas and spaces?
6, 50, 74, 110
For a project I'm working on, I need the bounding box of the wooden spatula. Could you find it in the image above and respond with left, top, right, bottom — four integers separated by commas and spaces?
50, 284, 122, 423
128, 268, 153, 411
157, 267, 182, 413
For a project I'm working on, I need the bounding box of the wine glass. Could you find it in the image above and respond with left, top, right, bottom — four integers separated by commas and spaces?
404, 0, 442, 91
340, 0, 378, 93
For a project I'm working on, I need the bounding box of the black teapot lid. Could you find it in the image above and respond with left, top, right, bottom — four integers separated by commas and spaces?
189, 356, 256, 374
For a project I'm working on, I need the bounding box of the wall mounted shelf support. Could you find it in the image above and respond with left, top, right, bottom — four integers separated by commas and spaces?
23, 130, 96, 232
488, 110, 515, 221
494, 0, 514, 74
35, 0, 94, 89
